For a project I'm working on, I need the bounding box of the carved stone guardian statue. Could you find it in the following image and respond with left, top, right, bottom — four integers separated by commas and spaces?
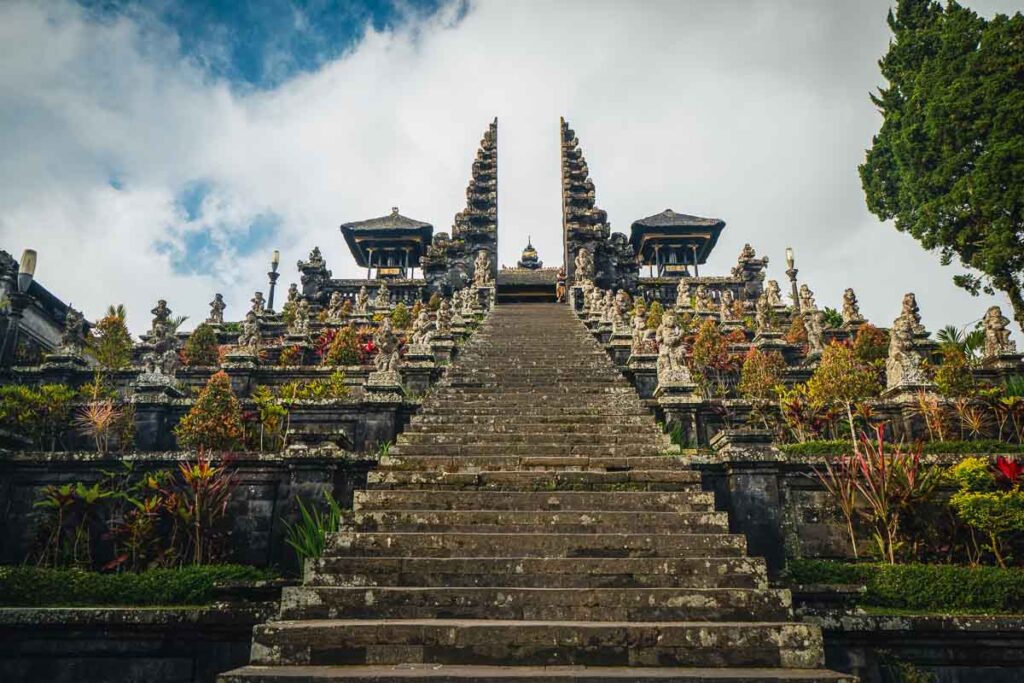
841, 288, 865, 326
798, 284, 816, 313
373, 282, 390, 310
236, 311, 261, 355
574, 247, 595, 285
655, 310, 695, 387
288, 300, 311, 337
901, 292, 927, 337
885, 311, 932, 394
719, 290, 738, 322
765, 280, 784, 308
694, 285, 714, 313
59, 307, 86, 357
207, 294, 226, 325
473, 250, 493, 288
326, 292, 346, 322
983, 305, 1017, 358
354, 286, 369, 315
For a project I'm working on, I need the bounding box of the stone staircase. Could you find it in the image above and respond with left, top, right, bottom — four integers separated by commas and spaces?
222, 303, 852, 682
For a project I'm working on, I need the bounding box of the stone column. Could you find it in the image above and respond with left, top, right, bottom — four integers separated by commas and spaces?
131, 375, 184, 451
626, 353, 658, 399
401, 344, 437, 396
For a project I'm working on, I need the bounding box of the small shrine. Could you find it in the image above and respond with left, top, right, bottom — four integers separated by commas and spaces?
629, 208, 726, 277
516, 237, 543, 270
340, 207, 433, 279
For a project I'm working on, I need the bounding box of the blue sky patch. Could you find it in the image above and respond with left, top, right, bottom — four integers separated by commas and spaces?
77, 0, 455, 89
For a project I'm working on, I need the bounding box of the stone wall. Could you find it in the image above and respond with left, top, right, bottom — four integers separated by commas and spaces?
0, 450, 375, 572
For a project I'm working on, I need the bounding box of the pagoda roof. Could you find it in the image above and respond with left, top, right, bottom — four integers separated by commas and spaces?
630, 209, 724, 230
340, 207, 434, 267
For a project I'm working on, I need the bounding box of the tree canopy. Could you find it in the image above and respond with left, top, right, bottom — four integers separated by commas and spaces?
860, 0, 1024, 330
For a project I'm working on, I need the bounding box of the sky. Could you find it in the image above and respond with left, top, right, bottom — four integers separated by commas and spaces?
1, 0, 1022, 335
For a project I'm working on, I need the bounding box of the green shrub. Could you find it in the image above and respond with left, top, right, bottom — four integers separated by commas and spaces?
282, 491, 343, 563
323, 325, 360, 366
390, 302, 411, 329
0, 565, 275, 606
89, 307, 133, 370
0, 383, 76, 450
182, 324, 220, 367
174, 371, 244, 451
779, 439, 1024, 457
784, 559, 1024, 612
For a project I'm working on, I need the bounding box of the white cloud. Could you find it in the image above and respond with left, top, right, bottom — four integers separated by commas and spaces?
0, 0, 1018, 335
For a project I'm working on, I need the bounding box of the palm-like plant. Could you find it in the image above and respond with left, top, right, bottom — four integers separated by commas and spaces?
106, 304, 127, 321
937, 324, 985, 362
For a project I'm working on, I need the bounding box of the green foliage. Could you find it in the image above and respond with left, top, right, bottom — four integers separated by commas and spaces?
646, 301, 663, 330
89, 308, 133, 370
0, 383, 76, 451
806, 342, 881, 443
277, 344, 303, 367
860, 1, 1024, 331
822, 307, 843, 329
249, 385, 288, 452
689, 319, 739, 398
784, 559, 1024, 612
784, 314, 807, 344
174, 371, 244, 451
933, 345, 976, 398
949, 455, 1024, 567
852, 323, 889, 365
390, 302, 412, 329
282, 491, 343, 563
279, 370, 349, 401
738, 348, 785, 401
323, 325, 361, 366
182, 324, 220, 367
0, 565, 275, 607
937, 324, 986, 362
779, 439, 1024, 457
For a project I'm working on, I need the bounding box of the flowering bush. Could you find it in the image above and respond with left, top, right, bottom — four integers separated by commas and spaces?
950, 456, 1024, 567
174, 371, 244, 451
322, 325, 361, 365
182, 324, 219, 367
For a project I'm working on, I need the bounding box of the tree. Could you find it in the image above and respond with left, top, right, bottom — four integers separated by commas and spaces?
174, 371, 244, 451
90, 306, 133, 370
182, 324, 220, 367
738, 348, 786, 401
860, 1, 1024, 331
806, 342, 882, 445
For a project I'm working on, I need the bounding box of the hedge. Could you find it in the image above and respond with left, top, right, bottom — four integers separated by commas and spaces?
0, 565, 276, 607
784, 559, 1024, 612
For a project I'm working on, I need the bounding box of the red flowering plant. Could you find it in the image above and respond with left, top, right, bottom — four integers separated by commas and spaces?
994, 456, 1023, 490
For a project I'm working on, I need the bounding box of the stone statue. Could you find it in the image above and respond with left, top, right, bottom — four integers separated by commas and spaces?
765, 280, 783, 307
983, 305, 1016, 358
473, 250, 493, 287
574, 247, 595, 285
694, 285, 714, 312
631, 307, 655, 354
601, 289, 616, 324
374, 282, 390, 310
656, 310, 694, 385
289, 300, 311, 336
59, 307, 86, 356
149, 299, 171, 338
799, 284, 816, 312
326, 292, 346, 322
237, 310, 261, 353
286, 283, 299, 304
372, 317, 401, 372
805, 310, 825, 356
613, 289, 632, 333
460, 288, 477, 316
250, 291, 266, 316
410, 308, 434, 346
354, 286, 369, 315
435, 299, 453, 336
675, 279, 692, 309
207, 294, 226, 325
841, 288, 865, 326
755, 293, 772, 335
901, 292, 927, 336
305, 246, 326, 269
887, 312, 929, 390
720, 290, 738, 322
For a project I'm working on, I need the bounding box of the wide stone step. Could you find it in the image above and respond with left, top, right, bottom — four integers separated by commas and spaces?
248, 619, 825, 669
342, 509, 729, 534
324, 531, 746, 558
222, 663, 855, 682
387, 444, 664, 458
405, 419, 659, 432
306, 556, 768, 589
396, 432, 657, 446
278, 586, 793, 621
377, 456, 685, 472
367, 469, 701, 491
353, 490, 715, 513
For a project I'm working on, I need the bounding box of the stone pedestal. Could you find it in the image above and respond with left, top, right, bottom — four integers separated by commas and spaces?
38, 352, 89, 385
655, 376, 702, 448
606, 332, 632, 367
570, 286, 585, 314
626, 353, 658, 399
430, 335, 456, 364
597, 323, 612, 345
131, 376, 184, 451
365, 370, 404, 403
401, 344, 436, 396
475, 286, 495, 312
984, 351, 1024, 372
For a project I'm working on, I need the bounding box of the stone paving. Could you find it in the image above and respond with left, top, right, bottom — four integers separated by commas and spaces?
222, 303, 853, 682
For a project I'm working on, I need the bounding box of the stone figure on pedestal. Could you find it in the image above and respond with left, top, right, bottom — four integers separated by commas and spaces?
765, 280, 783, 308
59, 308, 86, 356
237, 311, 261, 354
841, 288, 865, 326
473, 251, 493, 287
655, 310, 694, 385
374, 283, 390, 310
207, 294, 226, 325
798, 285, 816, 313
694, 285, 714, 313
289, 300, 311, 336
326, 292, 346, 322
373, 318, 401, 373
574, 247, 595, 285
886, 312, 930, 391
250, 292, 266, 316
983, 305, 1016, 358
354, 286, 369, 315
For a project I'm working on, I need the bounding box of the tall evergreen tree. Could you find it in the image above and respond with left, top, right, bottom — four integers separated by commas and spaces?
860, 0, 1024, 331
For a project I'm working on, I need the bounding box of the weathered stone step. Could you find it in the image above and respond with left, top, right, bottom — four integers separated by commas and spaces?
406, 419, 658, 431
367, 469, 701, 491
387, 444, 664, 458
342, 509, 729, 534
248, 619, 825, 669
222, 663, 855, 682
353, 490, 715, 513
377, 456, 686, 473
306, 556, 768, 589
278, 586, 793, 622
418, 407, 652, 417
396, 432, 660, 446
324, 531, 746, 558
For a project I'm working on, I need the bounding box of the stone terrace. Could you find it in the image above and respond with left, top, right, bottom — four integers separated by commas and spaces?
222, 303, 852, 682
